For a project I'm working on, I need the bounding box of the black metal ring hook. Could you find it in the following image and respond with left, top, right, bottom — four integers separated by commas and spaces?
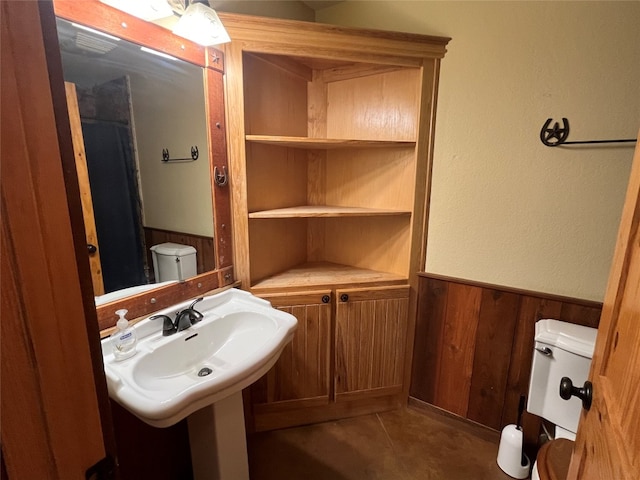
540, 117, 570, 147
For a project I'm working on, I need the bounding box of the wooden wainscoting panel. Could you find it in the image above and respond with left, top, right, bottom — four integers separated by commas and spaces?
410, 277, 448, 403
466, 288, 520, 429
558, 302, 602, 329
110, 401, 192, 480
412, 274, 603, 444
433, 283, 482, 416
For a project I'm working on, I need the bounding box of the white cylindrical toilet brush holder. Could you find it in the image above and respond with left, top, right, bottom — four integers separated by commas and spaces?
497, 424, 530, 479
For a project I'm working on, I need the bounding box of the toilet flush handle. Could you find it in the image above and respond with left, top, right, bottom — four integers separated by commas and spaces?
535, 346, 553, 356
559, 376, 593, 411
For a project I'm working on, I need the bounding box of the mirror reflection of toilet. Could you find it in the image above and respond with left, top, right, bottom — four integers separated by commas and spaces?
527, 319, 598, 480
151, 242, 197, 283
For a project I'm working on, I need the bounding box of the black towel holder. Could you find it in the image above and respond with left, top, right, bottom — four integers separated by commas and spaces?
161, 146, 199, 162
540, 118, 636, 147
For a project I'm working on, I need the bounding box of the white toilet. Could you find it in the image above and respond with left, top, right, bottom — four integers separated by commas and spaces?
527, 319, 598, 479
150, 242, 197, 282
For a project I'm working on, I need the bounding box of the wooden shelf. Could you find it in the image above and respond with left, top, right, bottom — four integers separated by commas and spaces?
245, 135, 416, 149
249, 205, 412, 219
250, 262, 408, 292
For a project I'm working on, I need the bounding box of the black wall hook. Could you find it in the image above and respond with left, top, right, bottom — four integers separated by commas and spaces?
540, 117, 636, 147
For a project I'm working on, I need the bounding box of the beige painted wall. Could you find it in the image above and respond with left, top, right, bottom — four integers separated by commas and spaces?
131, 62, 214, 238
317, 1, 640, 301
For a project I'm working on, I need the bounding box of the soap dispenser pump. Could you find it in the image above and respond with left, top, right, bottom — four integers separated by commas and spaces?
111, 309, 137, 361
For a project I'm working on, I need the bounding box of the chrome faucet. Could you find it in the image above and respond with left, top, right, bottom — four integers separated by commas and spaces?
150, 297, 204, 336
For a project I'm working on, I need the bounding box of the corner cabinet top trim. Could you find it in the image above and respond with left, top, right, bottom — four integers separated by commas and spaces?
217, 13, 450, 62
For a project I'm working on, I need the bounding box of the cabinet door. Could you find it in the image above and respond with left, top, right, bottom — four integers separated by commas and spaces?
335, 285, 410, 401
251, 290, 332, 408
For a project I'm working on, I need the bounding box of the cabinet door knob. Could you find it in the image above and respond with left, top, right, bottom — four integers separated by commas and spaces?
321, 295, 330, 304
87, 244, 97, 255
340, 293, 349, 302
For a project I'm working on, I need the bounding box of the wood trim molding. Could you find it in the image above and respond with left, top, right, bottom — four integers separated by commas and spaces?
218, 12, 450, 61
95, 272, 221, 330
206, 66, 233, 269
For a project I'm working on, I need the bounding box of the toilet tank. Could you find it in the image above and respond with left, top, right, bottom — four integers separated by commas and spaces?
527, 319, 597, 435
150, 242, 197, 282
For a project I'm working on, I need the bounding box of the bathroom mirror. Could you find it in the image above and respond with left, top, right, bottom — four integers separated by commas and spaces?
54, 1, 233, 330
57, 17, 214, 295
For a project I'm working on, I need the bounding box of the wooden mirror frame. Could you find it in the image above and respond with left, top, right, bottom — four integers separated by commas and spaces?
53, 0, 233, 331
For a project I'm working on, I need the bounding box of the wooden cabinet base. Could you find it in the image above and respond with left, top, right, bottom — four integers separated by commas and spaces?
249, 285, 409, 432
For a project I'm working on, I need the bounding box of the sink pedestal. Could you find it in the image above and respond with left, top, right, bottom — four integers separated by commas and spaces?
187, 392, 250, 480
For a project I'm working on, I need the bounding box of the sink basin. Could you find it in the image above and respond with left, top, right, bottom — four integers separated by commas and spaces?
101, 289, 297, 427
131, 312, 282, 390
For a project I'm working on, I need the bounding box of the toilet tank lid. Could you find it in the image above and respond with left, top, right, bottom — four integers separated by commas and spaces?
535, 319, 598, 358
150, 242, 197, 256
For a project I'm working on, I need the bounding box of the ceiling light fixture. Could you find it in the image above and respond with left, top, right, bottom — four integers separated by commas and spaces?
171, 1, 230, 47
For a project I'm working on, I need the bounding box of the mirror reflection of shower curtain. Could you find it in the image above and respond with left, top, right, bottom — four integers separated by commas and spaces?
82, 120, 147, 293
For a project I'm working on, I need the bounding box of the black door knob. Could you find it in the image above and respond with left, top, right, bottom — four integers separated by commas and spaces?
321, 295, 330, 304
340, 293, 349, 302
559, 376, 593, 411
87, 244, 97, 254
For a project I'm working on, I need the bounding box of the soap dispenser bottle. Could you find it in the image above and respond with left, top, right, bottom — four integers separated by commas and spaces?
111, 309, 137, 361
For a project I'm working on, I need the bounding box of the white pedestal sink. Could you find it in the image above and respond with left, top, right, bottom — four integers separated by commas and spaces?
101, 289, 297, 480
188, 392, 249, 479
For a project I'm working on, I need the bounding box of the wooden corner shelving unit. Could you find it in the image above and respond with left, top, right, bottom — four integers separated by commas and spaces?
221, 12, 449, 431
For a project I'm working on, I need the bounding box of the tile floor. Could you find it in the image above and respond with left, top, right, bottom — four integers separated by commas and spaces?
247, 405, 515, 479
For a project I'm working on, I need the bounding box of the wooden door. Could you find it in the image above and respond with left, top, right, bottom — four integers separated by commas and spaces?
1, 1, 116, 478
251, 291, 332, 425
335, 285, 410, 401
65, 81, 105, 295
566, 134, 640, 479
